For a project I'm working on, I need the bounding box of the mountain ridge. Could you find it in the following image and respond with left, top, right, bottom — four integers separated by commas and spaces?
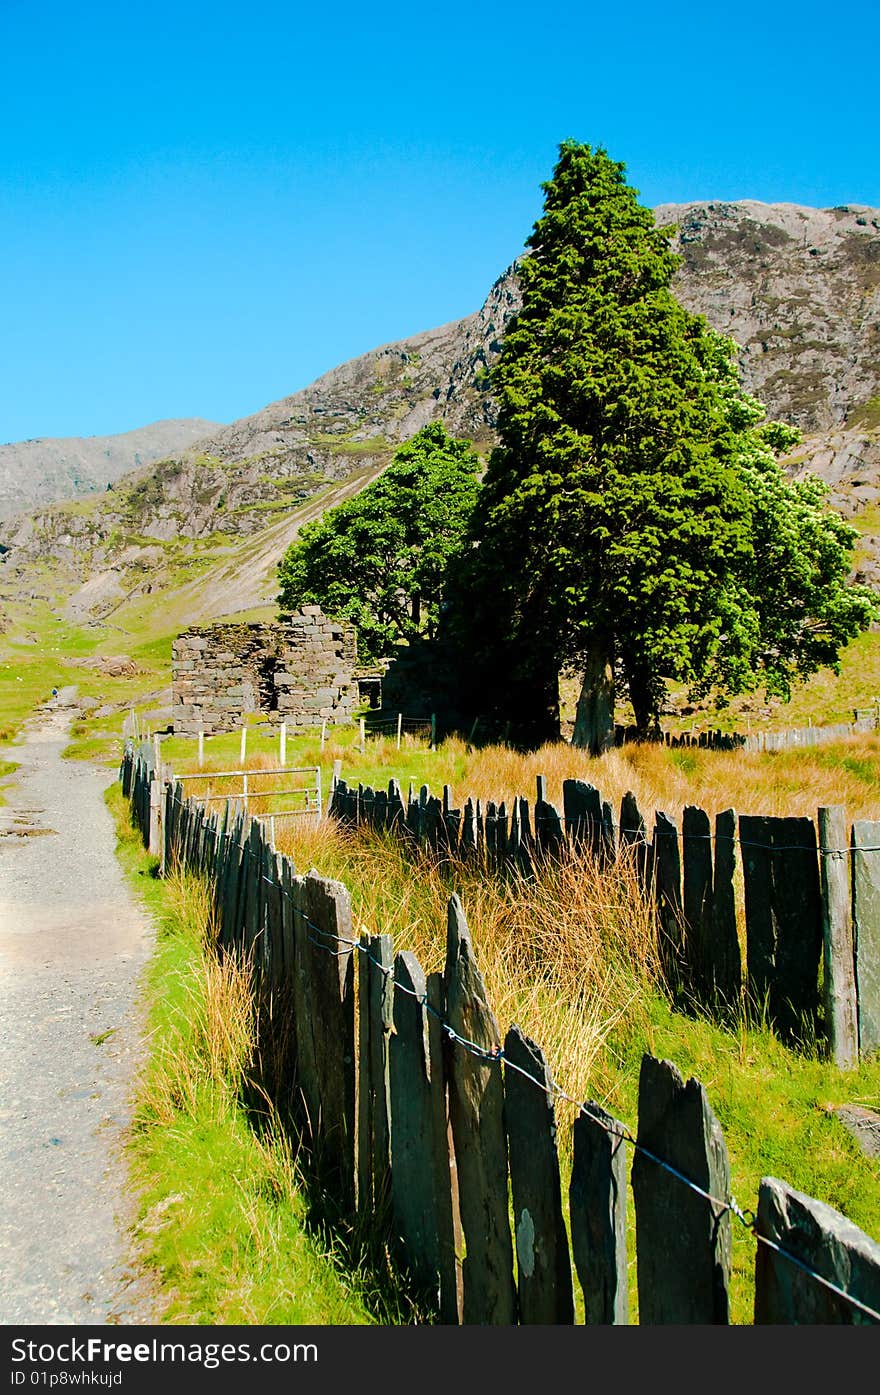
0, 417, 224, 523
1, 199, 878, 624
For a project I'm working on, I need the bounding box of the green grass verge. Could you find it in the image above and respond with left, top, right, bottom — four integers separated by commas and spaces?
107, 783, 387, 1325
605, 993, 880, 1323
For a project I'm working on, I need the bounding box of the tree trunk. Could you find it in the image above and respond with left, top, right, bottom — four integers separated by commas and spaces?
624, 658, 660, 740
572, 640, 615, 756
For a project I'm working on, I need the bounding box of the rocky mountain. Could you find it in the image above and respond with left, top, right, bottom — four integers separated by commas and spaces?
655, 200, 880, 518
1, 200, 878, 611
0, 418, 223, 523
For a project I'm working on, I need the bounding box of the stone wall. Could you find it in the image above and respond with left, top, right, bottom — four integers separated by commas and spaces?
172, 607, 357, 735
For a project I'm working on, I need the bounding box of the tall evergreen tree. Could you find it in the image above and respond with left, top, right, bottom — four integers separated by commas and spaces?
458, 141, 877, 750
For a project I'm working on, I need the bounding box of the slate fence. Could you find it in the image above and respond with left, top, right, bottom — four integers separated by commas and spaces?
329, 773, 880, 1068
119, 740, 880, 1325
617, 709, 880, 753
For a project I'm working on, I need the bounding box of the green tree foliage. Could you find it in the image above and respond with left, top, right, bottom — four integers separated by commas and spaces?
277, 422, 480, 663
456, 140, 878, 749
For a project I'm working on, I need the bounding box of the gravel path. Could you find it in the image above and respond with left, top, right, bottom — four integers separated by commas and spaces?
0, 692, 159, 1324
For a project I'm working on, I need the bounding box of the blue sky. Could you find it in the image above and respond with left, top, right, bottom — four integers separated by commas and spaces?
2, 0, 878, 444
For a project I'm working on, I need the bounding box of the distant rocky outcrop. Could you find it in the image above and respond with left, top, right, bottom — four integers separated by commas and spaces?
0, 418, 223, 523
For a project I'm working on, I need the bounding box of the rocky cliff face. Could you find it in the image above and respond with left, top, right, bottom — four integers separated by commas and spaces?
655, 201, 880, 520
2, 201, 878, 592
0, 418, 223, 524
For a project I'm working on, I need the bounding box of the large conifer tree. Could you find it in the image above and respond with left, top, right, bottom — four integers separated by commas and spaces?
461, 141, 876, 750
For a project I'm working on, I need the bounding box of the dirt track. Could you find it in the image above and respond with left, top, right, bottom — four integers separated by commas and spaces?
0, 692, 158, 1324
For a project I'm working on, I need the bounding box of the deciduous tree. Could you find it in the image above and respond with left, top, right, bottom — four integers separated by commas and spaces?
277, 422, 480, 663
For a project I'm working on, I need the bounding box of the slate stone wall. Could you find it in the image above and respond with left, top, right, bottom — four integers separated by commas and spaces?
172, 606, 357, 735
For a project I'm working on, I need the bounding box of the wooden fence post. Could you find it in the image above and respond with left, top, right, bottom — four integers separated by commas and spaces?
279, 721, 287, 767
631, 1054, 732, 1324
360, 717, 366, 753
198, 729, 204, 768
569, 1102, 629, 1324
503, 1025, 574, 1324
240, 725, 247, 766
818, 806, 858, 1069
444, 895, 516, 1324
396, 712, 403, 749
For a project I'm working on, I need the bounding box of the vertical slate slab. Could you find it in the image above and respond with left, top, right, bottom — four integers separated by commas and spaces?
366, 933, 394, 1221
485, 801, 499, 865
424, 795, 443, 853
226, 807, 248, 954
819, 807, 858, 1069
741, 815, 822, 1043
444, 807, 462, 857
631, 1054, 732, 1324
261, 838, 284, 989
682, 805, 713, 1001
506, 797, 523, 872
535, 800, 565, 861
278, 852, 296, 985
516, 798, 534, 878
503, 1026, 574, 1324
389, 951, 456, 1318
563, 780, 602, 859
619, 790, 650, 889
290, 872, 319, 1150
329, 777, 347, 821
772, 816, 822, 1043
754, 1177, 880, 1324
444, 895, 516, 1324
426, 970, 460, 1325
302, 871, 357, 1217
494, 802, 509, 874
600, 799, 617, 868
569, 1102, 629, 1324
653, 812, 683, 986
460, 797, 478, 859
711, 808, 741, 1010
853, 820, 880, 1058
387, 778, 405, 831
740, 814, 774, 1020
242, 819, 264, 960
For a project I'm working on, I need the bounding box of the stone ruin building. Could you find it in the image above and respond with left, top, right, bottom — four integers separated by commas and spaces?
171, 607, 358, 736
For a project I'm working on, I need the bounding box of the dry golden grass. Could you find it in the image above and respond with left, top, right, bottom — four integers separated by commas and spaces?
277, 818, 660, 1157
376, 732, 880, 826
